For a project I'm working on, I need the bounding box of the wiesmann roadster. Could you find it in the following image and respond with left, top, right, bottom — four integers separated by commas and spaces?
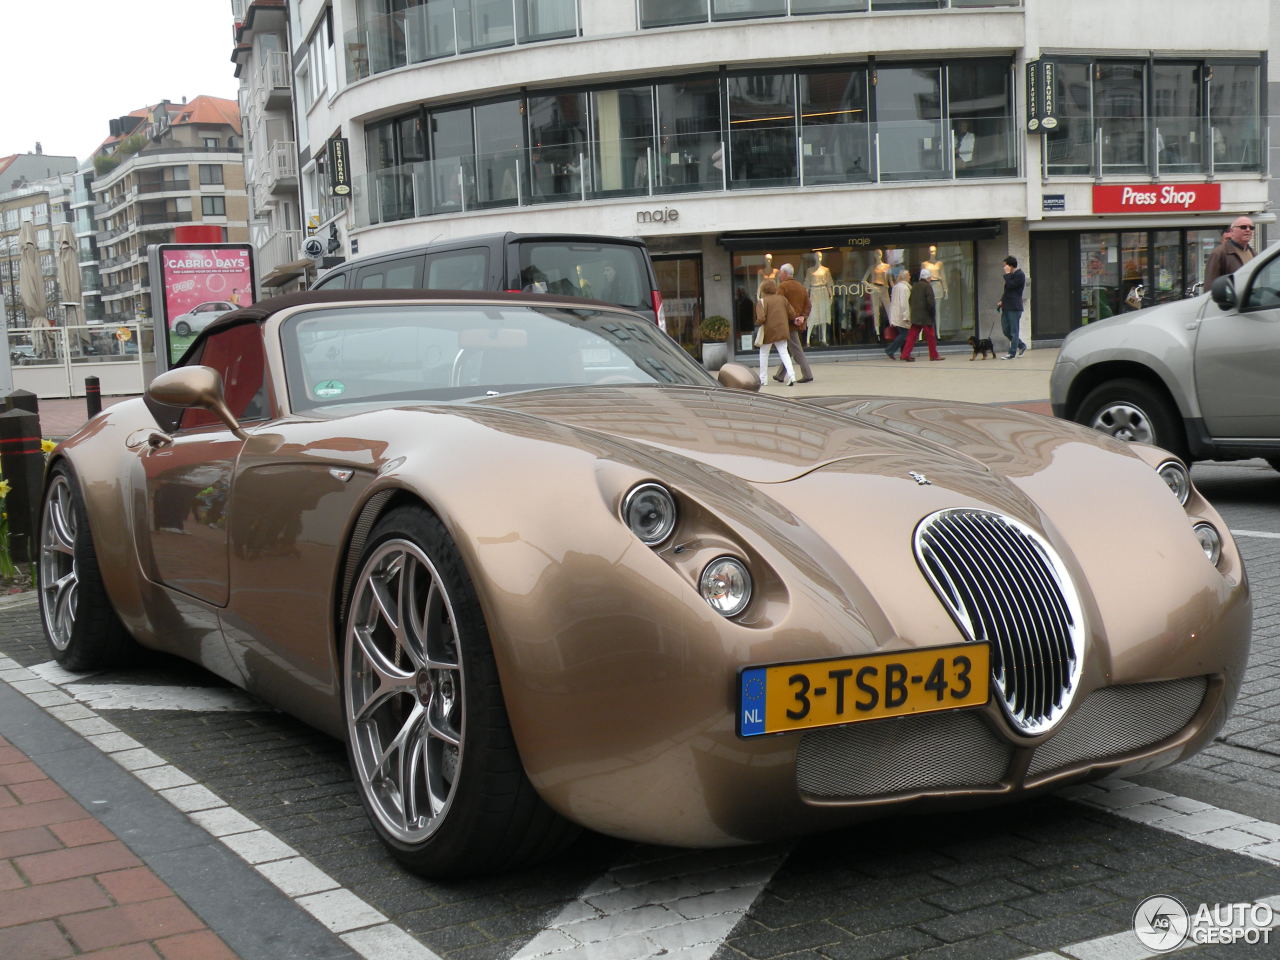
39, 290, 1250, 877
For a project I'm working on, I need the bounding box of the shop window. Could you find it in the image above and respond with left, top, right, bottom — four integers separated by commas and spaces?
726, 72, 797, 189
799, 68, 870, 185
1080, 233, 1120, 325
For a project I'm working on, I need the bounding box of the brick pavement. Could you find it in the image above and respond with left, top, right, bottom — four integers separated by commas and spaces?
0, 734, 239, 960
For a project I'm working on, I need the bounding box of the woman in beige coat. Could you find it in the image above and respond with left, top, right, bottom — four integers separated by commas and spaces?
754, 279, 797, 386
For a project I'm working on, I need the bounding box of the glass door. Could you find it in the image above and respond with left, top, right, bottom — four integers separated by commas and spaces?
652, 255, 703, 359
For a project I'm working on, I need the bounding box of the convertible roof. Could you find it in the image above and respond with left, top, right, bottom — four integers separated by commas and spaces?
199, 288, 623, 334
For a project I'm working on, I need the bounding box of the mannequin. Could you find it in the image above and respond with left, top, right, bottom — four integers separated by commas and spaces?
863, 249, 891, 337
804, 251, 834, 346
922, 245, 946, 301
756, 253, 778, 299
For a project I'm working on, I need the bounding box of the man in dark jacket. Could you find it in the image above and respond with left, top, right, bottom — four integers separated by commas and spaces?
1204, 217, 1256, 287
901, 267, 942, 362
997, 255, 1027, 359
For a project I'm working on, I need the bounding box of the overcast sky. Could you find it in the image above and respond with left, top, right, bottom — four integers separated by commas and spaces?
6, 1, 240, 163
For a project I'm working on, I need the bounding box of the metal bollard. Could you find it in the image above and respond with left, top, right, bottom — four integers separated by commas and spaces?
0, 409, 44, 564
85, 376, 102, 419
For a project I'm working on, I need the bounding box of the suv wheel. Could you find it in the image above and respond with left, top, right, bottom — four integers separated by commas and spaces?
1077, 379, 1188, 460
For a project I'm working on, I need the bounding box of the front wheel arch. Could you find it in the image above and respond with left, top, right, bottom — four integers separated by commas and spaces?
1075, 377, 1189, 461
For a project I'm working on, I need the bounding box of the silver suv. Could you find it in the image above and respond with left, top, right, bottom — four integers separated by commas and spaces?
1050, 240, 1280, 467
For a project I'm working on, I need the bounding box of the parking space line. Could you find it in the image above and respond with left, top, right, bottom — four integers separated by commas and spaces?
1062, 778, 1280, 866
1229, 529, 1280, 540
0, 652, 445, 960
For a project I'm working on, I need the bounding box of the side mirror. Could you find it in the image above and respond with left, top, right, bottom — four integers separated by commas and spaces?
717, 362, 761, 392
147, 365, 247, 439
1210, 275, 1237, 311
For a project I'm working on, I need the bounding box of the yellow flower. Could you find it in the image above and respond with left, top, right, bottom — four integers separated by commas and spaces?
0, 480, 10, 498
41, 439, 57, 455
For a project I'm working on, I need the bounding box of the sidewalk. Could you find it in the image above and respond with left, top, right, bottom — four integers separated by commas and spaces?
0, 733, 239, 960
29, 346, 1059, 440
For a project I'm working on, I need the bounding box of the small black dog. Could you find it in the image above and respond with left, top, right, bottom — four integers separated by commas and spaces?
968, 336, 995, 360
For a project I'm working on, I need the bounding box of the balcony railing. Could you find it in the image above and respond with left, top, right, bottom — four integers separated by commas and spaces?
353, 116, 1019, 226
135, 179, 191, 195
136, 211, 193, 226
345, 0, 579, 84
258, 229, 303, 276
638, 0, 1020, 30
259, 140, 298, 194
1043, 115, 1266, 177
250, 50, 292, 111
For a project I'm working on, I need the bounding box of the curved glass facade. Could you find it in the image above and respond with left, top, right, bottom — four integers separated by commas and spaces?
357, 58, 1017, 225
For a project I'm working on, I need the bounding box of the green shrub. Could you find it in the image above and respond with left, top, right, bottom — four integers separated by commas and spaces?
700, 315, 730, 341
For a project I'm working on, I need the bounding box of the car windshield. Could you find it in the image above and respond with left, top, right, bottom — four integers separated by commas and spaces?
281, 302, 717, 411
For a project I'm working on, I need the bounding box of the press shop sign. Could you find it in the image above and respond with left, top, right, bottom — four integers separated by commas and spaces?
1092, 183, 1221, 213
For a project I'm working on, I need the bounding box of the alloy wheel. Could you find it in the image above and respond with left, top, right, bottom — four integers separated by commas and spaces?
39, 474, 79, 652
344, 538, 464, 844
1090, 401, 1155, 444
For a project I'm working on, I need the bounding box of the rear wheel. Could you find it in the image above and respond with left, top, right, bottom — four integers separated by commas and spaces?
174, 321, 191, 336
38, 465, 137, 669
342, 505, 577, 877
1077, 378, 1188, 461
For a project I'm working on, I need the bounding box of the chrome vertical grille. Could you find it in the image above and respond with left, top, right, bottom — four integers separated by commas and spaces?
914, 509, 1085, 736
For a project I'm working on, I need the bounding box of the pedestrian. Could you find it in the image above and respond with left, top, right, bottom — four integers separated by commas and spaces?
901, 267, 943, 362
770, 263, 815, 383
997, 255, 1027, 359
884, 266, 912, 359
1203, 216, 1256, 286
754, 279, 797, 386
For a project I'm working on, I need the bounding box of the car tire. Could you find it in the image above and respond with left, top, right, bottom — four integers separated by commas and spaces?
38, 465, 137, 670
174, 322, 191, 336
342, 505, 578, 877
1077, 379, 1188, 461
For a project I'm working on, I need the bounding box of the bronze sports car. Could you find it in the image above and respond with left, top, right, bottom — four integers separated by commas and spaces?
39, 290, 1250, 877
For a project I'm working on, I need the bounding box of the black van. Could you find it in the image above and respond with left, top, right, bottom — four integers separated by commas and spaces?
312, 232, 666, 330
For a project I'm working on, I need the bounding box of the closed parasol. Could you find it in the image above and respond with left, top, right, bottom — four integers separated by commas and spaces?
18, 222, 53, 358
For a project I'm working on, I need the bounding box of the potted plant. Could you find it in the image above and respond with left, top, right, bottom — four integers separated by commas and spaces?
699, 315, 731, 371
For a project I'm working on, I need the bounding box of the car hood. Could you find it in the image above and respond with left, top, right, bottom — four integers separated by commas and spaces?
469, 386, 1085, 488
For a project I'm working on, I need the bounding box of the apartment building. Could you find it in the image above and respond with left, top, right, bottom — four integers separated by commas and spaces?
233, 0, 309, 292
273, 0, 1272, 360
0, 171, 74, 328
89, 96, 249, 323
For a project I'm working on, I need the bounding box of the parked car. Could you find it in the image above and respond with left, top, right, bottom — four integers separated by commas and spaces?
312, 232, 666, 330
1051, 240, 1280, 466
41, 290, 1249, 877
170, 300, 236, 337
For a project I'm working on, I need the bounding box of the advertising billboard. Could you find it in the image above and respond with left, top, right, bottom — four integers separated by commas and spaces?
151, 243, 256, 367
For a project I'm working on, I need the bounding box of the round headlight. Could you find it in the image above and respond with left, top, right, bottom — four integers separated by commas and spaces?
622, 483, 677, 546
1193, 522, 1222, 566
700, 556, 752, 618
1157, 460, 1191, 505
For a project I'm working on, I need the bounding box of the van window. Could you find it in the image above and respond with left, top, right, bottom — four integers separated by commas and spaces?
516, 241, 649, 309
425, 248, 488, 290
357, 257, 420, 289
315, 271, 347, 290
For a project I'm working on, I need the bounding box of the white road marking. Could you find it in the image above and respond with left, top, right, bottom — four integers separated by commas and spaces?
1017, 893, 1280, 960
1061, 778, 1280, 866
1229, 529, 1280, 540
29, 661, 265, 712
0, 653, 444, 960
510, 845, 788, 960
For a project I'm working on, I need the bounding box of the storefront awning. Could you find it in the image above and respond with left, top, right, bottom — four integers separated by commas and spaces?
718, 220, 1005, 250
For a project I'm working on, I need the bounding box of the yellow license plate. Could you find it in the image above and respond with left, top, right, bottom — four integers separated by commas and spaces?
738, 643, 990, 737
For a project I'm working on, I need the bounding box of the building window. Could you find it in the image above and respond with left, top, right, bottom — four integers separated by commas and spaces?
726, 72, 797, 188
590, 86, 654, 197
199, 164, 224, 185
202, 196, 227, 216
655, 76, 722, 192
799, 68, 870, 185
527, 92, 588, 203
947, 59, 1016, 177
875, 64, 945, 182
204, 137, 220, 149
1045, 58, 1263, 176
